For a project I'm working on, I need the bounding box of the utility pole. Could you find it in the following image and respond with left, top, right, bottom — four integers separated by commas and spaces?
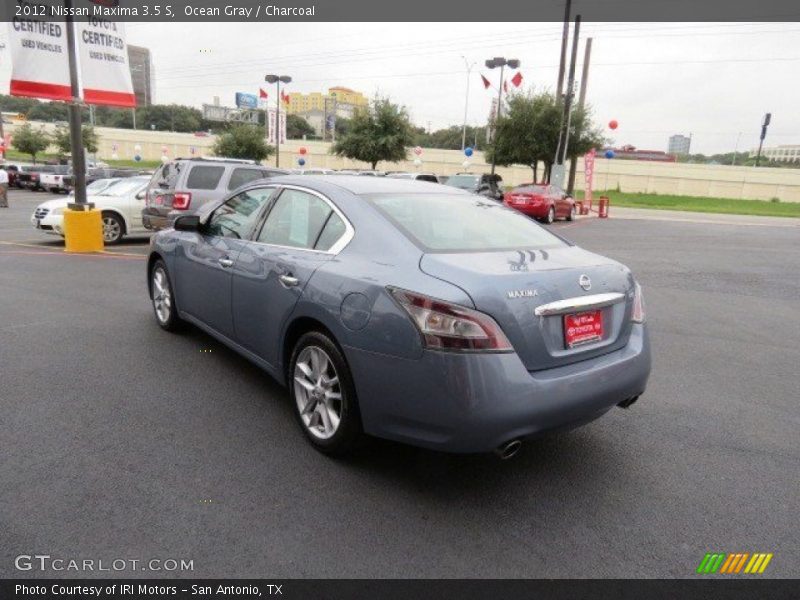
567, 36, 592, 194
553, 15, 580, 188
65, 0, 87, 208
555, 0, 571, 100
755, 113, 771, 167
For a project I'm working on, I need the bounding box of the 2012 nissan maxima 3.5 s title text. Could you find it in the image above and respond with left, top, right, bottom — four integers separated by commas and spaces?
147, 176, 650, 457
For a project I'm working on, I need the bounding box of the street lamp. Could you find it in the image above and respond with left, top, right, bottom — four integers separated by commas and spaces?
485, 57, 520, 176
265, 74, 292, 167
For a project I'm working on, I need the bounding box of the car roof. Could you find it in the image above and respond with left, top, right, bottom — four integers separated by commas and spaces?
268, 174, 464, 196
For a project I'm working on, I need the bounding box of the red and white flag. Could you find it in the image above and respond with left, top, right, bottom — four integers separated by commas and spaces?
259, 88, 269, 99
281, 90, 290, 105
480, 74, 491, 89
511, 71, 523, 88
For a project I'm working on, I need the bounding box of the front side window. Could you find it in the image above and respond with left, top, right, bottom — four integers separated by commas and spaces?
367, 193, 568, 253
257, 189, 334, 250
186, 165, 225, 190
206, 188, 275, 239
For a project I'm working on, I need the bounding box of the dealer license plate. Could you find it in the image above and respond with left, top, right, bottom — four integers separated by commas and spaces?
564, 310, 603, 348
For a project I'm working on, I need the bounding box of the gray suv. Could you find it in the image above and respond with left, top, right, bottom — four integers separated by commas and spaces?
142, 157, 288, 231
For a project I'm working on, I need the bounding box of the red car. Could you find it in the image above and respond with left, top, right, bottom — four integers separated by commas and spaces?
504, 183, 576, 224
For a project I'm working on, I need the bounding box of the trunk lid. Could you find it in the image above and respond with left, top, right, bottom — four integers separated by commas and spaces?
420, 246, 635, 371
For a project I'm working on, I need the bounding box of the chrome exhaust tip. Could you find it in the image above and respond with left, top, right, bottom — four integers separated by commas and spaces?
495, 439, 522, 460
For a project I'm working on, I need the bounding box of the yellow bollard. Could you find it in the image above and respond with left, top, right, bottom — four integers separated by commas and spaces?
63, 207, 104, 253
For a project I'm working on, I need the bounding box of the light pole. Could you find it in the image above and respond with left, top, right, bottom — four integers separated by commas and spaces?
460, 56, 476, 152
265, 74, 292, 167
485, 57, 520, 176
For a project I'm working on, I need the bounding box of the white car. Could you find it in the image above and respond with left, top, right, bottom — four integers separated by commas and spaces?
31, 176, 151, 244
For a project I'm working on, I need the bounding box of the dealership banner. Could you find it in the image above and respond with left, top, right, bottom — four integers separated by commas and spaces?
6, 0, 72, 101
584, 148, 596, 204
5, 0, 135, 107
267, 108, 287, 145
74, 2, 136, 107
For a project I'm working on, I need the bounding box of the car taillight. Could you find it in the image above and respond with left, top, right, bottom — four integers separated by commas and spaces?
632, 281, 645, 323
172, 192, 192, 210
389, 288, 513, 352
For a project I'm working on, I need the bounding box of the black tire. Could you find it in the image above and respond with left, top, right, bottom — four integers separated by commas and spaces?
101, 211, 125, 244
544, 206, 555, 224
567, 203, 576, 221
149, 259, 184, 332
289, 331, 364, 456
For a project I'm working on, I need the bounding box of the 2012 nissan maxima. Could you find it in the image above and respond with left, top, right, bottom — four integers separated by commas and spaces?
147, 176, 651, 457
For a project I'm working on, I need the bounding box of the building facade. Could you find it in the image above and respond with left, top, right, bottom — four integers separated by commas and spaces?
127, 45, 155, 106
751, 144, 800, 163
668, 134, 691, 155
287, 87, 368, 117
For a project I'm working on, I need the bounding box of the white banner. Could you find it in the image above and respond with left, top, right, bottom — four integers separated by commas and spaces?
6, 1, 72, 102
74, 4, 135, 107
267, 108, 287, 145
584, 149, 596, 204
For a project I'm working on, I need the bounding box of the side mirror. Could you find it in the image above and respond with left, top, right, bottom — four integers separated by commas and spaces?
135, 191, 146, 200
174, 214, 200, 232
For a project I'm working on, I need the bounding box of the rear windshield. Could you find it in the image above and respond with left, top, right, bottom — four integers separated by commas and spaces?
517, 185, 549, 194
98, 177, 149, 196
445, 175, 479, 189
366, 193, 567, 252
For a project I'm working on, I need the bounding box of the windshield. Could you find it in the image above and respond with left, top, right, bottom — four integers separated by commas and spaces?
87, 178, 119, 193
98, 177, 148, 196
445, 175, 479, 190
367, 193, 568, 252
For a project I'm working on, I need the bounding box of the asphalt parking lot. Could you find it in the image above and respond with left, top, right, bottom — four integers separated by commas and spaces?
1, 188, 798, 578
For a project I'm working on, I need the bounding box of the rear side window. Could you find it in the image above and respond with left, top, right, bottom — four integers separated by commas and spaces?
228, 168, 268, 190
186, 165, 225, 190
257, 189, 332, 250
367, 193, 567, 253
315, 213, 347, 251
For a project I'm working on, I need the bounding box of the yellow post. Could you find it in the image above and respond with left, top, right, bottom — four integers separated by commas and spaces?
63, 207, 104, 253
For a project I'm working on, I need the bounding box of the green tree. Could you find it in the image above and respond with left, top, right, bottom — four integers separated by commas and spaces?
486, 91, 604, 183
331, 97, 413, 169
212, 125, 274, 162
286, 114, 316, 139
11, 123, 51, 163
52, 125, 98, 157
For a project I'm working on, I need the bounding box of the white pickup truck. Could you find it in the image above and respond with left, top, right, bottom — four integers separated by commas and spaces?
39, 166, 72, 194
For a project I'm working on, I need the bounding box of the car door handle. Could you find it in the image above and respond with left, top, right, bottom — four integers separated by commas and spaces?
218, 257, 234, 268
279, 274, 299, 287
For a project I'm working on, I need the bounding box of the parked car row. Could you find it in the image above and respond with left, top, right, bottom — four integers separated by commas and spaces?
3, 163, 145, 195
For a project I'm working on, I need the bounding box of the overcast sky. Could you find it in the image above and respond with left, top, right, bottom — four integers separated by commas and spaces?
2, 21, 799, 154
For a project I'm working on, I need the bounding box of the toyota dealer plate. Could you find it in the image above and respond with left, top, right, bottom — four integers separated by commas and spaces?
564, 310, 603, 348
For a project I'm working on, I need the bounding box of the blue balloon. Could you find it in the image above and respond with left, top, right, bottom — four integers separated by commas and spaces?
604, 149, 615, 159
134, 154, 142, 162
464, 146, 474, 157
298, 158, 306, 166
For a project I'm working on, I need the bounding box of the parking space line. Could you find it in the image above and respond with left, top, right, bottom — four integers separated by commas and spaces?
0, 241, 145, 260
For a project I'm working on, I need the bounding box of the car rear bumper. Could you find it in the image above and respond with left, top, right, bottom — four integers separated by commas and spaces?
505, 202, 549, 218
141, 207, 173, 231
345, 323, 651, 453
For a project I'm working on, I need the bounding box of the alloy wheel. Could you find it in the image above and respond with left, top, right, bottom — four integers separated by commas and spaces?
102, 216, 122, 243
293, 345, 343, 440
152, 267, 172, 324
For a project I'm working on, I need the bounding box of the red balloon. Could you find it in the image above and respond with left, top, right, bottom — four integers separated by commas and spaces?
298, 147, 308, 155
608, 120, 618, 130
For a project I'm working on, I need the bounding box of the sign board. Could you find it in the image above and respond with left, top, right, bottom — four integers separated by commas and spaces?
6, 0, 72, 101
202, 104, 259, 124
74, 3, 135, 107
5, 0, 134, 107
266, 108, 287, 145
235, 92, 258, 110
583, 149, 596, 204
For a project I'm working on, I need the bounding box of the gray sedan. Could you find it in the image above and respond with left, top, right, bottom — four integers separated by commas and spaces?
147, 176, 651, 457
